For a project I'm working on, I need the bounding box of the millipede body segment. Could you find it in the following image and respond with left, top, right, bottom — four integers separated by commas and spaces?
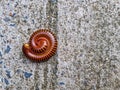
22, 29, 57, 62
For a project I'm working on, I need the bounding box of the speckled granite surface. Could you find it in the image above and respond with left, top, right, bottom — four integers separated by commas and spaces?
0, 0, 120, 90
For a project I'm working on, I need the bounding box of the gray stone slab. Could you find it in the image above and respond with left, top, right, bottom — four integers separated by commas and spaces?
57, 0, 120, 90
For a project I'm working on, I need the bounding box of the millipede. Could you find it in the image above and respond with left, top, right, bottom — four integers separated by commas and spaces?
22, 29, 57, 62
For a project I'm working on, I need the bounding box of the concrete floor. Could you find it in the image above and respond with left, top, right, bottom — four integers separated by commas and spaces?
0, 0, 120, 90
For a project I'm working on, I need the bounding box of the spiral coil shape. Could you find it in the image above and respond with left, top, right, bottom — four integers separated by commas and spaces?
22, 29, 57, 62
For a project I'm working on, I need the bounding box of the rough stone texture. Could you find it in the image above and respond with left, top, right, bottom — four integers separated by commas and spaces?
0, 0, 120, 90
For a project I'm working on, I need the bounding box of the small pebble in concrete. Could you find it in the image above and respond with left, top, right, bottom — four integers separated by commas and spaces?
6, 70, 11, 78
4, 78, 9, 85
5, 45, 11, 53
3, 17, 10, 22
0, 61, 3, 64
9, 13, 16, 17
24, 72, 32, 78
0, 51, 2, 57
32, 19, 35, 24
59, 82, 65, 85
9, 23, 16, 26
0, 35, 4, 37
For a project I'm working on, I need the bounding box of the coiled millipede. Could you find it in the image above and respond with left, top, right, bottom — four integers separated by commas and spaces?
22, 29, 57, 62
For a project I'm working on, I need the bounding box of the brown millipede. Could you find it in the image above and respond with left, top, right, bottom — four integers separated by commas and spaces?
22, 29, 57, 62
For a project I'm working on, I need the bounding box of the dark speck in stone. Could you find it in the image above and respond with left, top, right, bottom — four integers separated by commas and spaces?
15, 2, 18, 7
3, 17, 10, 22
59, 82, 65, 85
0, 61, 3, 64
61, 72, 64, 75
4, 65, 6, 68
10, 13, 16, 17
5, 45, 11, 53
23, 5, 27, 8
12, 13, 16, 17
0, 51, 2, 56
32, 19, 34, 24
24, 16, 28, 19
24, 72, 32, 78
4, 78, 9, 85
23, 20, 27, 23
10, 23, 16, 26
28, 28, 31, 31
83, 79, 88, 86
1, 78, 3, 82
0, 35, 4, 37
6, 70, 11, 78
16, 69, 21, 73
